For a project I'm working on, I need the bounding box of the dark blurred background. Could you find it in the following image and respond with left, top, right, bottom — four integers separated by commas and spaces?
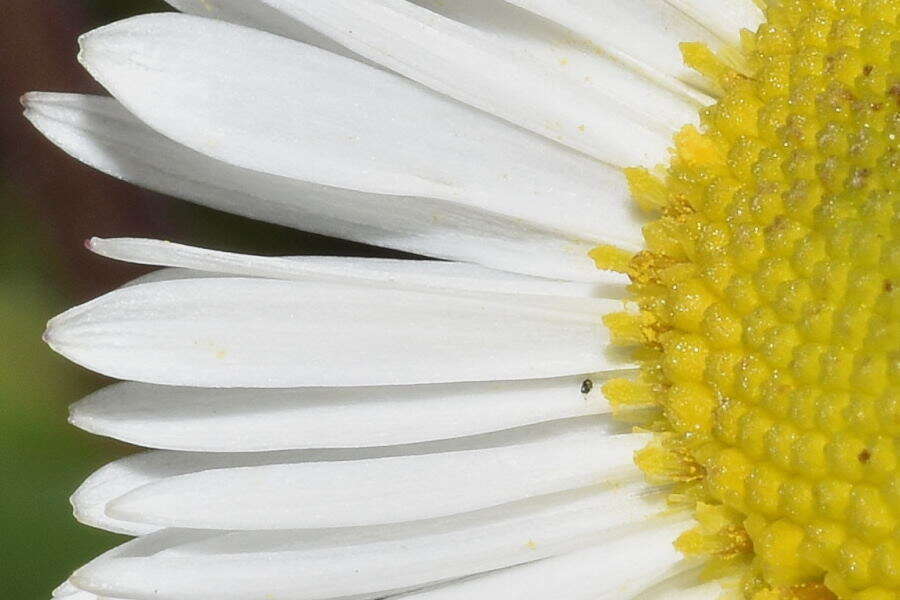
2, 2, 401, 597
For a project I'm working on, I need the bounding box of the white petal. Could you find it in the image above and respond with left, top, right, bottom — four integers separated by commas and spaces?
163, 0, 355, 57
89, 237, 628, 299
664, 0, 764, 47
410, 0, 704, 117
52, 581, 103, 599
22, 92, 630, 281
69, 374, 626, 451
72, 483, 666, 600
76, 14, 649, 238
73, 419, 635, 534
71, 450, 286, 535
103, 425, 649, 529
634, 568, 730, 600
120, 267, 220, 288
392, 517, 694, 599
52, 585, 132, 600
164, 0, 708, 129
228, 0, 674, 165
179, 0, 702, 131
74, 441, 516, 535
501, 0, 731, 98
121, 261, 614, 302
45, 277, 629, 387
52, 581, 80, 597
55, 592, 99, 600
55, 530, 218, 596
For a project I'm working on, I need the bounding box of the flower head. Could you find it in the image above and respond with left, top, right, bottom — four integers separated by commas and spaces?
23, 1, 898, 599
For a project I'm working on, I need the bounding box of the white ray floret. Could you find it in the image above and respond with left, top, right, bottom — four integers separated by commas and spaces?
71, 449, 315, 535
212, 0, 678, 161
164, 0, 357, 57
76, 15, 649, 243
60, 530, 225, 597
52, 587, 113, 600
663, 0, 764, 47
101, 426, 649, 530
51, 580, 100, 600
72, 420, 638, 534
635, 568, 731, 599
22, 92, 628, 281
170, 0, 703, 130
69, 374, 622, 452
120, 267, 223, 288
87, 237, 628, 298
393, 516, 695, 599
71, 482, 668, 600
51, 581, 80, 597
500, 0, 735, 98
45, 276, 630, 387
407, 0, 704, 125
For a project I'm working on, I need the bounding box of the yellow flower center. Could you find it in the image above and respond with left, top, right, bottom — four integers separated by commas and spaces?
593, 1, 899, 598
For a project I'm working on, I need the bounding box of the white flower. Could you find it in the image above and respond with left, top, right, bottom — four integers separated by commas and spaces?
25, 1, 767, 599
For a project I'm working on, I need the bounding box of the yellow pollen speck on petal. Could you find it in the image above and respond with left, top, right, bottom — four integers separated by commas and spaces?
597, 1, 900, 598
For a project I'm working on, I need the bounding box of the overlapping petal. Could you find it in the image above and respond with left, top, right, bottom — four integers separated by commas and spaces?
70, 376, 620, 452
89, 423, 647, 530
394, 517, 694, 599
76, 15, 647, 240
196, 0, 678, 164
68, 487, 673, 600
45, 275, 629, 387
86, 237, 628, 297
500, 0, 747, 97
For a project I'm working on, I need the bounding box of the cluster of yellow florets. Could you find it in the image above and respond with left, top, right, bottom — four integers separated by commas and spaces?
595, 1, 899, 598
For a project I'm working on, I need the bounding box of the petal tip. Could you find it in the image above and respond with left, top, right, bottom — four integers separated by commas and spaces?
67, 396, 105, 438
105, 493, 153, 525
20, 92, 46, 123
42, 321, 56, 348
42, 308, 88, 361
67, 571, 104, 597
76, 25, 114, 72
20, 92, 59, 131
85, 237, 116, 257
19, 92, 36, 109
67, 402, 88, 428
75, 32, 93, 66
43, 312, 75, 354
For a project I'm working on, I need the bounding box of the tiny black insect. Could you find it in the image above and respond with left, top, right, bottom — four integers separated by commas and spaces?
580, 379, 593, 394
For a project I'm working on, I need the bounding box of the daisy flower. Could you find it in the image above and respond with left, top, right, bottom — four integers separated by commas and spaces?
23, 0, 898, 598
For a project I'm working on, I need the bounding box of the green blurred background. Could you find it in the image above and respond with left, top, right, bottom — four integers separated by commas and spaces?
2, 2, 404, 597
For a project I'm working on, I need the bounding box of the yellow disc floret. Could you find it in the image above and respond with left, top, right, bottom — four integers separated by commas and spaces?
596, 1, 899, 598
